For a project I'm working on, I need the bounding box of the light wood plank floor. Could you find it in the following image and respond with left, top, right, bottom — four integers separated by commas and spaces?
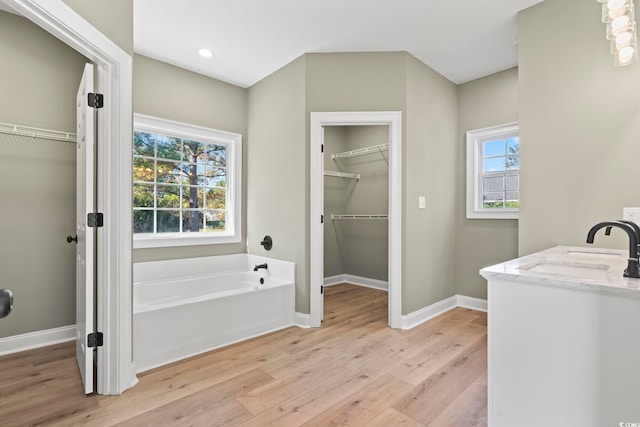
0, 284, 487, 426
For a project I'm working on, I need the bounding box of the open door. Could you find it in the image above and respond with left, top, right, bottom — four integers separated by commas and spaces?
75, 63, 96, 394
319, 127, 325, 322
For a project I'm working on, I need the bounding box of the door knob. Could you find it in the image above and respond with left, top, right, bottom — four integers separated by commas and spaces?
66, 235, 78, 243
0, 289, 13, 319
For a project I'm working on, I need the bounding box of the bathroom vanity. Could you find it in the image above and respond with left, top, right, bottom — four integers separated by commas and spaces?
480, 246, 640, 427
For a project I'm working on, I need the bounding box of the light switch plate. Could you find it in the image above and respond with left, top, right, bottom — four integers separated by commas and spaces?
623, 207, 640, 223
418, 196, 426, 209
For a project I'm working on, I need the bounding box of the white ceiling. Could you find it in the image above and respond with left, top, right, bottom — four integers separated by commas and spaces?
134, 0, 544, 88
0, 1, 544, 87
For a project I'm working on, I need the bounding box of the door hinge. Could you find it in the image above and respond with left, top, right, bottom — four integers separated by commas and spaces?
88, 212, 104, 228
321, 214, 324, 224
321, 285, 324, 294
88, 332, 103, 348
88, 92, 104, 108
321, 144, 324, 153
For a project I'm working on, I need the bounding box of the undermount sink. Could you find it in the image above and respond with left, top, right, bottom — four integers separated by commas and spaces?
523, 262, 610, 280
565, 250, 622, 259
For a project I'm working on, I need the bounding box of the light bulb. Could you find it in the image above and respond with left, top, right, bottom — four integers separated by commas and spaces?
618, 46, 634, 58
608, 0, 627, 19
609, 7, 626, 19
618, 52, 634, 64
615, 30, 635, 49
608, 0, 626, 9
616, 31, 633, 45
612, 15, 631, 29
619, 45, 635, 58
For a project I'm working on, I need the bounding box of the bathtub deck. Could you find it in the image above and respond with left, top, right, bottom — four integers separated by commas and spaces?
0, 284, 487, 426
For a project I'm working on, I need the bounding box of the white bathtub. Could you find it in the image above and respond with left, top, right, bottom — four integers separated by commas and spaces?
133, 254, 295, 372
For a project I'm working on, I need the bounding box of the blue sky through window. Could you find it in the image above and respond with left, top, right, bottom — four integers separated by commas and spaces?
483, 137, 520, 173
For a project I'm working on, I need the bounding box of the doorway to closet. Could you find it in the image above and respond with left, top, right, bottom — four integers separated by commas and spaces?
310, 111, 402, 329
2, 0, 135, 395
323, 125, 389, 322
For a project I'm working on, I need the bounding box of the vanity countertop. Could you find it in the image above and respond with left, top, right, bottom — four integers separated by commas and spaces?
480, 245, 640, 299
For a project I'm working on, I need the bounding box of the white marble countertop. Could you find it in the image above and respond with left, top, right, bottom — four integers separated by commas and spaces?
480, 246, 640, 299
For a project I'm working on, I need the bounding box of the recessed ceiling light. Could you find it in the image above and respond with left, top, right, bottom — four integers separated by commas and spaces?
198, 48, 213, 58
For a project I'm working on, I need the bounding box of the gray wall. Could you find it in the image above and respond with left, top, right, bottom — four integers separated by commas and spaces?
133, 55, 248, 262
404, 55, 458, 314
0, 11, 87, 337
455, 68, 519, 299
0, 11, 88, 131
247, 51, 459, 315
61, 0, 133, 55
8, 0, 623, 337
305, 52, 405, 314
247, 56, 307, 311
324, 126, 389, 281
519, 0, 640, 255
306, 52, 408, 111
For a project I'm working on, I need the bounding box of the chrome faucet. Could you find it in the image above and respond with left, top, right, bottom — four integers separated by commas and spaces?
253, 263, 268, 272
586, 221, 640, 278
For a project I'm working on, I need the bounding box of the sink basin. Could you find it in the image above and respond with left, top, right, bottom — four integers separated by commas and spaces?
523, 262, 610, 280
565, 250, 621, 259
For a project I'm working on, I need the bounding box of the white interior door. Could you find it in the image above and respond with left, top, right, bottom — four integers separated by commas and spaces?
320, 127, 325, 321
75, 63, 96, 394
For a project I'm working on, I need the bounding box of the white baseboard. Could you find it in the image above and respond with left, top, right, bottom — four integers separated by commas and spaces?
0, 325, 76, 356
324, 275, 345, 287
457, 295, 488, 312
400, 295, 458, 330
400, 295, 488, 330
324, 274, 388, 291
294, 312, 311, 328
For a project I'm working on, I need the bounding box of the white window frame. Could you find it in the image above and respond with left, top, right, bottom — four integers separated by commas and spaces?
466, 122, 519, 220
133, 113, 242, 248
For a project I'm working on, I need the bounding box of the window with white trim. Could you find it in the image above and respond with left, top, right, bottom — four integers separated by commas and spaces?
133, 114, 242, 248
466, 123, 519, 219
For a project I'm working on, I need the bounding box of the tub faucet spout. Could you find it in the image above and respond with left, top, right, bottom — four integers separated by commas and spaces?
253, 263, 268, 272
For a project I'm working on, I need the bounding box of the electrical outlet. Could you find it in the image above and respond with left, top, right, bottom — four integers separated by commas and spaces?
623, 207, 640, 223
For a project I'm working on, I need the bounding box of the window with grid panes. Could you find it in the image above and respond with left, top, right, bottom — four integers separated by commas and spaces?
466, 123, 519, 219
133, 114, 242, 247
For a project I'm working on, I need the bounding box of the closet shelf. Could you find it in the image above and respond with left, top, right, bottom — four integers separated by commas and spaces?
331, 214, 388, 220
324, 170, 360, 180
331, 143, 389, 160
0, 122, 76, 143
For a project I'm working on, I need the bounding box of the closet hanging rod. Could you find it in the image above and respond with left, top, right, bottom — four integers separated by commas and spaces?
331, 214, 388, 220
323, 170, 360, 180
331, 143, 389, 160
0, 123, 76, 143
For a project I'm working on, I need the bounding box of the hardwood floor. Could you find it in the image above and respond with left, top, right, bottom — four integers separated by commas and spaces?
0, 284, 487, 426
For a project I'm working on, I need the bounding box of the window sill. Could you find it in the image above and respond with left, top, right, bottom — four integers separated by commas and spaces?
133, 233, 241, 249
466, 209, 519, 220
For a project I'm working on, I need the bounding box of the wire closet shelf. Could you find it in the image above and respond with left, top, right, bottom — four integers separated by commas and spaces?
0, 122, 76, 143
323, 170, 360, 180
331, 143, 388, 160
331, 214, 388, 220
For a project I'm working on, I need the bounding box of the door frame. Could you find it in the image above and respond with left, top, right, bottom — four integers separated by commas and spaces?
4, 0, 136, 394
310, 111, 402, 328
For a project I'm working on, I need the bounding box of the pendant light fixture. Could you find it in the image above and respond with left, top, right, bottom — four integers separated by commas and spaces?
597, 0, 637, 66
